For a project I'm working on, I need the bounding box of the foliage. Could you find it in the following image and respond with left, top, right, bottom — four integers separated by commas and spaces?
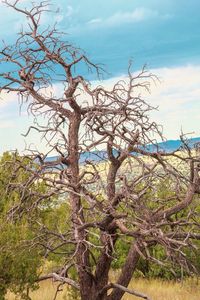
0, 151, 200, 299
0, 152, 42, 299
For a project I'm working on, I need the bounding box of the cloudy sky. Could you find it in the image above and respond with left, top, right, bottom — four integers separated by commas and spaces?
0, 0, 200, 153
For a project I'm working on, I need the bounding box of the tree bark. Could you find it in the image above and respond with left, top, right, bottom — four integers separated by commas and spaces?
68, 112, 93, 300
108, 241, 141, 300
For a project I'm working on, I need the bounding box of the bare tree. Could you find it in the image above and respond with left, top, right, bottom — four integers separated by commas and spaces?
0, 1, 200, 300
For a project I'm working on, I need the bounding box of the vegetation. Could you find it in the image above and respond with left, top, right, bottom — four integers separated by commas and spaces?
0, 152, 42, 299
6, 277, 200, 300
0, 152, 70, 299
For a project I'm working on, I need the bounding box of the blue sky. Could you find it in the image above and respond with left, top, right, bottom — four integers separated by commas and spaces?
0, 0, 200, 153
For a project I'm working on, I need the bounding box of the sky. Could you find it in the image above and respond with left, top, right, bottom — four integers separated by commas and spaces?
0, 0, 200, 153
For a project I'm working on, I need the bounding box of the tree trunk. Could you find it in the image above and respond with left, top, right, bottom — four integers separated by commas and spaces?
107, 242, 141, 300
79, 242, 141, 300
68, 113, 93, 300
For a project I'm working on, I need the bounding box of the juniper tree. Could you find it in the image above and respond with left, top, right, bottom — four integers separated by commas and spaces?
0, 1, 200, 300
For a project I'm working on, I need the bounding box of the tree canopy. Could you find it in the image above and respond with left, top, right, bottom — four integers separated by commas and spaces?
0, 1, 200, 300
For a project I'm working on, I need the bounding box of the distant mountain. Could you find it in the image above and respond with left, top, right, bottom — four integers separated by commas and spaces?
46, 137, 200, 164
46, 150, 108, 164
147, 137, 200, 153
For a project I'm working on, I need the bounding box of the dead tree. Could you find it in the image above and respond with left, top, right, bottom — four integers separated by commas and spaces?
0, 1, 200, 300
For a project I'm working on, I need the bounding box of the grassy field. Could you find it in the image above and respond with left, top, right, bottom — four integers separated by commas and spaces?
6, 277, 200, 300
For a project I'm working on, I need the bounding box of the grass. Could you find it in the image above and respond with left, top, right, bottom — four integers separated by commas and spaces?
6, 277, 200, 300
126, 277, 200, 300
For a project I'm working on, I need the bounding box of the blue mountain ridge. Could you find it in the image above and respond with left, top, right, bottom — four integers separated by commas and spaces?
46, 137, 200, 164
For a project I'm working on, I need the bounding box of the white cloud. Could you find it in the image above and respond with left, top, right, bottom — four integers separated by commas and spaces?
106, 8, 158, 25
0, 91, 17, 108
89, 65, 200, 139
87, 7, 170, 28
0, 120, 14, 129
0, 65, 200, 154
88, 18, 102, 25
140, 65, 200, 138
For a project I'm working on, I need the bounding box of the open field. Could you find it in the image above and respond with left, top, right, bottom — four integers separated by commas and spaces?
6, 277, 200, 300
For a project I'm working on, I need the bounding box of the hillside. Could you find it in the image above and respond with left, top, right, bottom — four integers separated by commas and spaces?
46, 136, 200, 164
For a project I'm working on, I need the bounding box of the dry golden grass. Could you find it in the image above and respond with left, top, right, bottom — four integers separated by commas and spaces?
125, 278, 200, 300
6, 277, 200, 300
6, 280, 69, 300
